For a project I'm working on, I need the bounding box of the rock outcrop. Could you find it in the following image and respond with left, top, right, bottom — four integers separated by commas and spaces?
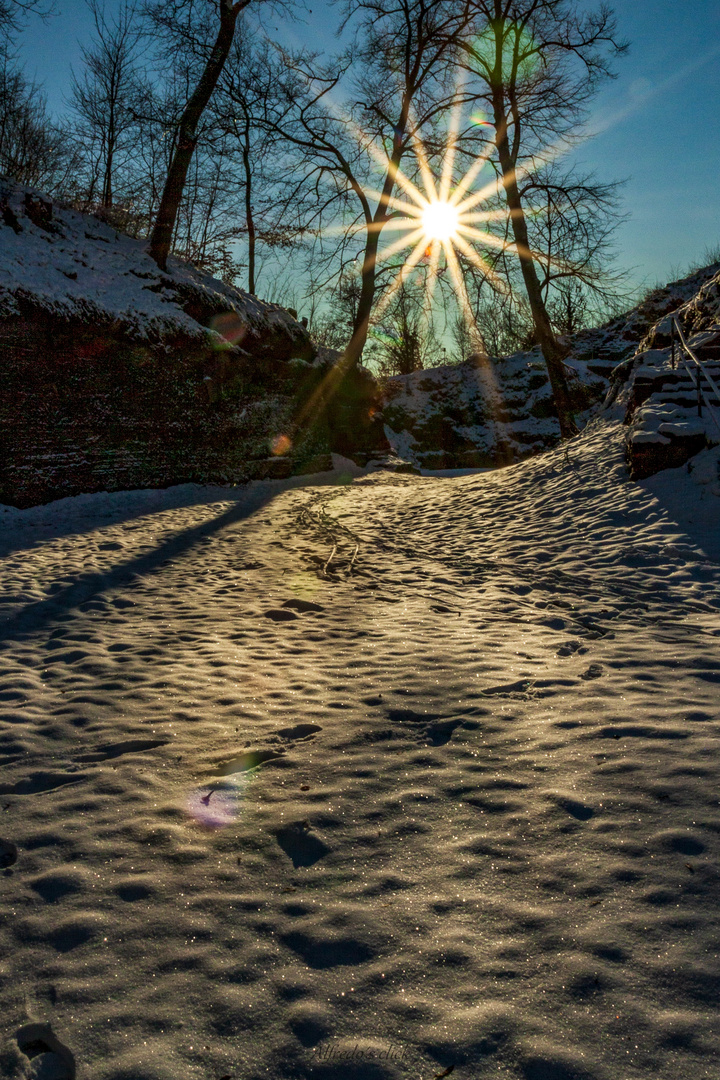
382, 349, 610, 470
604, 267, 720, 479
381, 262, 720, 473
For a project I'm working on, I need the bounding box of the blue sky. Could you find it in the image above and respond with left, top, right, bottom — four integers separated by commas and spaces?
17, 0, 720, 293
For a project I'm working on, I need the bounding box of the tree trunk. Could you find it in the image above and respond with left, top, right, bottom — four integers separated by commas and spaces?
341, 226, 382, 370
149, 0, 247, 271
492, 101, 578, 438
102, 141, 113, 208
102, 96, 115, 208
339, 112, 409, 371
241, 112, 255, 294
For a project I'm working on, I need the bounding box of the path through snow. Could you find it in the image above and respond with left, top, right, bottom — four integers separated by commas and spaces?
0, 420, 719, 1080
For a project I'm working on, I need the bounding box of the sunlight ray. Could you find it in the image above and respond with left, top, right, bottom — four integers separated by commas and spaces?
383, 167, 432, 213
449, 143, 496, 207
302, 86, 601, 372
452, 232, 508, 293
459, 208, 510, 224
407, 111, 440, 206
368, 217, 424, 234
377, 226, 427, 263
363, 188, 422, 218
443, 240, 486, 355
439, 73, 466, 203
315, 92, 431, 211
456, 223, 511, 250
454, 172, 506, 215
372, 236, 430, 321
423, 239, 443, 320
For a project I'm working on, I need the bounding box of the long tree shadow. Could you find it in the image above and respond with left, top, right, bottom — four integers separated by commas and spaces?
0, 483, 244, 560
0, 481, 289, 647
0, 469, 354, 561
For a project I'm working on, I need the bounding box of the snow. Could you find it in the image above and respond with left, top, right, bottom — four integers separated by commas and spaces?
0, 181, 305, 349
623, 334, 720, 454
1, 416, 719, 1080
380, 264, 720, 472
382, 349, 612, 467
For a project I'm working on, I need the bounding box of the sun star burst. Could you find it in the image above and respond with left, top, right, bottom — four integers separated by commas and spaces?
366, 140, 511, 354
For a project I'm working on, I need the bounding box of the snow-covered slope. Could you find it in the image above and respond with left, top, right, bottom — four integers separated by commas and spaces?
382, 263, 720, 470
0, 179, 311, 358
0, 418, 718, 1080
0, 181, 393, 507
383, 349, 609, 468
606, 268, 720, 478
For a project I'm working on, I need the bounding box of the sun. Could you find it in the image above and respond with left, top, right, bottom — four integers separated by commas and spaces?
422, 200, 459, 242
355, 114, 517, 355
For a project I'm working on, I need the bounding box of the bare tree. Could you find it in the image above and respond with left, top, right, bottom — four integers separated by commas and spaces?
0, 0, 52, 63
0, 65, 76, 188
525, 162, 630, 325
458, 0, 628, 437
260, 0, 474, 373
216, 34, 292, 294
215, 34, 265, 292
369, 276, 443, 374
454, 158, 631, 351
0, 0, 75, 188
146, 0, 256, 271
69, 0, 144, 209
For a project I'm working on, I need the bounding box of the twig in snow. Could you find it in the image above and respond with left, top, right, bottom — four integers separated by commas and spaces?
323, 544, 337, 575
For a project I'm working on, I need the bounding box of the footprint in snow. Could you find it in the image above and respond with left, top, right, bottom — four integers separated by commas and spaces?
264, 608, 299, 621
264, 599, 326, 621
580, 663, 604, 680
556, 639, 582, 657
0, 837, 17, 868
282, 598, 325, 613
276, 723, 322, 741
275, 820, 330, 868
13, 1020, 76, 1080
552, 794, 594, 820
479, 679, 533, 697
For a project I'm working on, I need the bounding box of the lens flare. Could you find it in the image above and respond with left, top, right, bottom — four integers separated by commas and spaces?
187, 780, 243, 829
209, 311, 247, 347
271, 434, 292, 456
421, 201, 460, 242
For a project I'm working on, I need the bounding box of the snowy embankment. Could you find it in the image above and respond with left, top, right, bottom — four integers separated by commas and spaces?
0, 180, 309, 355
0, 181, 392, 507
0, 416, 719, 1080
382, 262, 720, 470
382, 349, 609, 467
620, 269, 720, 477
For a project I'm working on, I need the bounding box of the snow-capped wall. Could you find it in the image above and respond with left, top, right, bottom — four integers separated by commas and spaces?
0, 181, 392, 507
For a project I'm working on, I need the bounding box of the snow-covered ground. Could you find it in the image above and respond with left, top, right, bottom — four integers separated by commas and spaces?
1, 418, 719, 1080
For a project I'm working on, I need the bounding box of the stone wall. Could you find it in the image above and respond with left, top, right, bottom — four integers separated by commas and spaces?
0, 317, 388, 507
